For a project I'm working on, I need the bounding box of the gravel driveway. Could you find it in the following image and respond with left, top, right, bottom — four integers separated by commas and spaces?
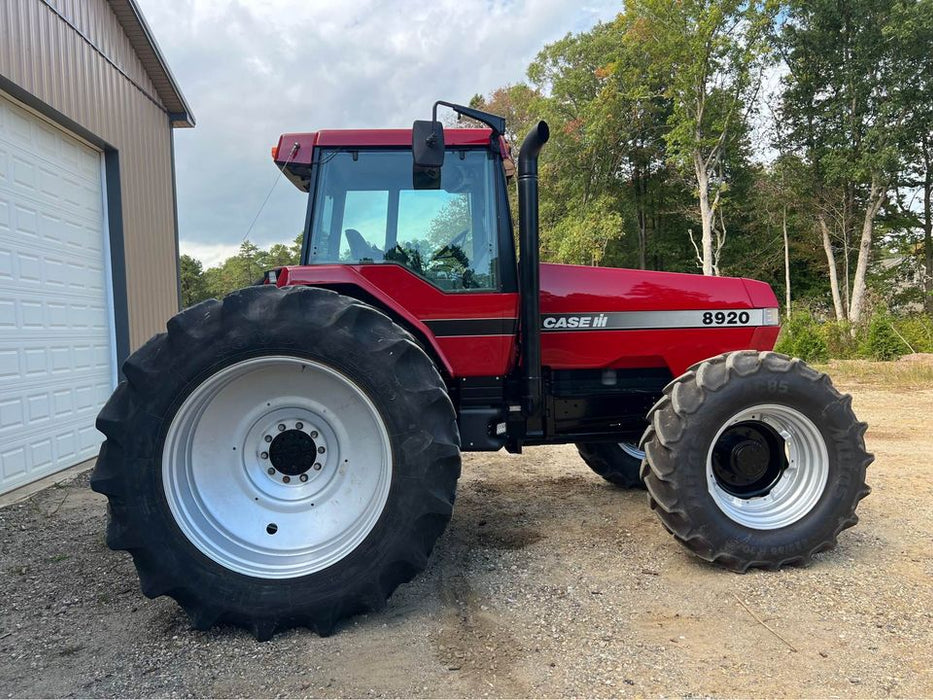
1, 372, 931, 698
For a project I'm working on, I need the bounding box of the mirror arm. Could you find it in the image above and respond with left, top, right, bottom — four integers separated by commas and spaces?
431, 101, 505, 141
426, 102, 443, 147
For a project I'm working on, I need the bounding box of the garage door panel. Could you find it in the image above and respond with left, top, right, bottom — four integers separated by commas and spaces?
1, 447, 27, 482
0, 383, 102, 431
11, 201, 39, 240
0, 254, 109, 302
3, 103, 34, 143
39, 166, 103, 219
0, 349, 18, 379
0, 298, 13, 327
11, 154, 38, 192
0, 94, 100, 178
6, 185, 102, 239
0, 395, 23, 429
0, 340, 111, 384
0, 249, 10, 279
0, 92, 113, 494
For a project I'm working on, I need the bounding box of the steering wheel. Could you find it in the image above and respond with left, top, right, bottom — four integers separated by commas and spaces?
430, 228, 469, 263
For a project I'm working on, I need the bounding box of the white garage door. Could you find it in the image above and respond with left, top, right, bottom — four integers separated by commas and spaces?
0, 92, 115, 495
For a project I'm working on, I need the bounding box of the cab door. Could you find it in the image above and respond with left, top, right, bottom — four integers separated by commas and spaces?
304, 147, 518, 377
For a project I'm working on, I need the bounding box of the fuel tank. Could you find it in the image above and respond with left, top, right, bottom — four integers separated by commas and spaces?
539, 263, 780, 376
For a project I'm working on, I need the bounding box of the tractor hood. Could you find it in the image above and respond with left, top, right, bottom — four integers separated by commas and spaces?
540, 263, 778, 316
538, 263, 780, 375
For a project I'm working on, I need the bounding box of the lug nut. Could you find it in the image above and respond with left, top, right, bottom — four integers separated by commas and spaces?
317, 446, 325, 454
299, 474, 308, 482
278, 424, 286, 432
295, 422, 303, 430
283, 476, 290, 483
310, 430, 318, 439
264, 435, 272, 443
313, 463, 322, 471
260, 451, 268, 460
267, 467, 275, 475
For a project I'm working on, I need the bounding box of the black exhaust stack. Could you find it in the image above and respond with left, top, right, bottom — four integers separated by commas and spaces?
518, 121, 549, 417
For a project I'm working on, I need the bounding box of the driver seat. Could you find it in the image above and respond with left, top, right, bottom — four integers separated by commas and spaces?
344, 228, 384, 261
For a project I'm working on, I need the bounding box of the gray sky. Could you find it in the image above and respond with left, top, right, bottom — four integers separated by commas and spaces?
136, 0, 622, 266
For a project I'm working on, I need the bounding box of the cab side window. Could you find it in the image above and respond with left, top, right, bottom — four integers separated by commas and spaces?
309, 149, 500, 292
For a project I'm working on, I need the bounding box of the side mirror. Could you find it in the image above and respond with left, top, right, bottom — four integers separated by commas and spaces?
412, 120, 444, 190
412, 120, 445, 168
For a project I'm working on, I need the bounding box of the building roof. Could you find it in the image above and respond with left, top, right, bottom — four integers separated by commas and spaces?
106, 0, 195, 128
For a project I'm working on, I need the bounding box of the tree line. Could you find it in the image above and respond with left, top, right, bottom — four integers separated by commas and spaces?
182, 0, 933, 356
180, 236, 302, 308
474, 0, 933, 326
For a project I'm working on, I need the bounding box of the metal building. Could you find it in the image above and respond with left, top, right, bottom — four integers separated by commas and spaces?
0, 0, 193, 494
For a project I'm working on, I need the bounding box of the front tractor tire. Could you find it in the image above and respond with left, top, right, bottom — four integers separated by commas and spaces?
640, 351, 872, 572
91, 286, 461, 640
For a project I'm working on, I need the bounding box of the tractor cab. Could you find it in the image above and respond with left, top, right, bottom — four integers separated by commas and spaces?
274, 125, 517, 295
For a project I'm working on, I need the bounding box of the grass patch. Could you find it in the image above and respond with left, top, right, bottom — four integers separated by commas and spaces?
818, 359, 933, 389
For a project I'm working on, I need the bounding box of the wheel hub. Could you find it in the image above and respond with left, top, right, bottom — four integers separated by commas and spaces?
269, 429, 317, 476
252, 418, 327, 486
711, 421, 787, 498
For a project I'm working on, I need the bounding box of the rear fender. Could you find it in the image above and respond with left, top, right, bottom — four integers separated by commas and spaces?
272, 266, 455, 380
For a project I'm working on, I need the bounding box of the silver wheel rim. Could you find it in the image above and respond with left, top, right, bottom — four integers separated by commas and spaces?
162, 356, 392, 579
619, 442, 645, 461
706, 404, 828, 530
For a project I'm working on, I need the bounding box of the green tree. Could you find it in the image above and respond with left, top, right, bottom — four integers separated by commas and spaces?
188, 237, 304, 301
179, 254, 210, 308
524, 22, 646, 266
547, 196, 628, 265
469, 85, 542, 147
779, 0, 915, 324
258, 242, 299, 269
620, 0, 776, 275
886, 0, 933, 311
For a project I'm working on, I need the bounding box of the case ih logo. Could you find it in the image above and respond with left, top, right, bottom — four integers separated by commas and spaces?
542, 314, 609, 329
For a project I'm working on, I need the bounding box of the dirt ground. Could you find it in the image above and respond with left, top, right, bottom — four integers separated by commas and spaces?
1, 365, 931, 698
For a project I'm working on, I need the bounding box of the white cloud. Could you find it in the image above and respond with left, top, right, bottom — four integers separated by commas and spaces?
179, 240, 242, 267
137, 0, 620, 264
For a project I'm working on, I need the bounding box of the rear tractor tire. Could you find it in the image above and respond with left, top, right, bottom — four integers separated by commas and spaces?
576, 441, 647, 489
640, 350, 872, 572
91, 286, 461, 640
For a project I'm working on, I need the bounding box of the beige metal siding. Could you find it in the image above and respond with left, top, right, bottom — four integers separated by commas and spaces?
0, 0, 179, 349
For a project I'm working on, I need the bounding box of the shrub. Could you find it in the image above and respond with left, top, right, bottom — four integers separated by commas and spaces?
860, 314, 909, 361
892, 315, 933, 353
794, 325, 830, 363
775, 311, 829, 363
821, 320, 858, 359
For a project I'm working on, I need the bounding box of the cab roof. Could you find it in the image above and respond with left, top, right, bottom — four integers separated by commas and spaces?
273, 128, 496, 165
272, 128, 510, 192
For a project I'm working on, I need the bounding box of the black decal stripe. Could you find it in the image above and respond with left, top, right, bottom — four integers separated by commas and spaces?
424, 318, 518, 337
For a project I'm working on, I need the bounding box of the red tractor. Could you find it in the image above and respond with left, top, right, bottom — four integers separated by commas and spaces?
91, 103, 871, 640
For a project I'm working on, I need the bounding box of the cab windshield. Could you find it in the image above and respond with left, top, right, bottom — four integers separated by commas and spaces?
307, 148, 500, 291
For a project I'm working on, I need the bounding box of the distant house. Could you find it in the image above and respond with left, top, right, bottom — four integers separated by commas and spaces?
0, 0, 194, 495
